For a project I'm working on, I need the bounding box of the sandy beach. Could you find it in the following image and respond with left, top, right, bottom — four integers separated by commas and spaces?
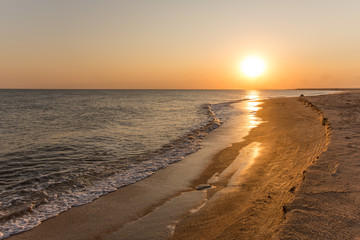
7, 92, 360, 240
171, 96, 329, 239
275, 92, 360, 239
2, 1, 360, 239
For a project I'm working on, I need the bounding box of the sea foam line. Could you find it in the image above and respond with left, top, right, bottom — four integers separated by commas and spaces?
0, 100, 247, 239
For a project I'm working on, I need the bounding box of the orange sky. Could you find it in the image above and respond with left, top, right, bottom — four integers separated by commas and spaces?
1, 0, 360, 89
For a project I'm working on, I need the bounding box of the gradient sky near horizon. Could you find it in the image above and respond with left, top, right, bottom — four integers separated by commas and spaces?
1, 0, 360, 89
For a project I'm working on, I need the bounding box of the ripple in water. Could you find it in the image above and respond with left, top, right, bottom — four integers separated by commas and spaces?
0, 89, 335, 238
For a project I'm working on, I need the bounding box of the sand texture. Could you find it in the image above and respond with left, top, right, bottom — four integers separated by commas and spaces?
274, 92, 360, 240
6, 100, 250, 240
7, 93, 360, 240
171, 97, 329, 239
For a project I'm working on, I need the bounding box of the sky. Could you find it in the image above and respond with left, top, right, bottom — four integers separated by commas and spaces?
1, 0, 360, 89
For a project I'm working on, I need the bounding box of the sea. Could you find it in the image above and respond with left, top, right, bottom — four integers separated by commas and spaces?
0, 89, 334, 239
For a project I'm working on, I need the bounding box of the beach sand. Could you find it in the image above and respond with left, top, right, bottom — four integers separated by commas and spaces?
171, 96, 328, 240
7, 93, 360, 240
274, 92, 360, 240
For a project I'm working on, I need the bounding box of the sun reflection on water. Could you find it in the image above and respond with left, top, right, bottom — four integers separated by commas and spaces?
247, 101, 261, 113
246, 90, 260, 100
246, 91, 262, 128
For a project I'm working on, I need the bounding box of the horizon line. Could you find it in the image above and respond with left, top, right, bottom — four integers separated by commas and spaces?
0, 88, 357, 91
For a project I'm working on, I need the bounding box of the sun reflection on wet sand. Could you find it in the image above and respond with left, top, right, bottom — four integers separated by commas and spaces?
213, 92, 263, 192
205, 91, 264, 195
247, 102, 262, 128
214, 142, 262, 194
227, 142, 261, 188
246, 91, 263, 129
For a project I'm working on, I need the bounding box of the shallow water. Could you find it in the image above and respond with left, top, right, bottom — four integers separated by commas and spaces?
0, 89, 334, 238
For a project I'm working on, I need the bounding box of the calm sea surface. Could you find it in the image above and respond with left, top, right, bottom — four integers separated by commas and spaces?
0, 89, 333, 238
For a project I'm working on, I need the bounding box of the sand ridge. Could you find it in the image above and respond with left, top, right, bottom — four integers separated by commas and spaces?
8, 94, 355, 240
171, 97, 329, 240
275, 92, 360, 240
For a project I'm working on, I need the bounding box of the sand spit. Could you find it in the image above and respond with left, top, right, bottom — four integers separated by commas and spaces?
274, 92, 360, 240
171, 97, 329, 239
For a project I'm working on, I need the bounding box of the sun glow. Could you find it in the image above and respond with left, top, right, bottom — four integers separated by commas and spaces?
240, 56, 266, 78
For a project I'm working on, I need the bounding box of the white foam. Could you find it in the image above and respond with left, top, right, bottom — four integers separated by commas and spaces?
0, 99, 251, 239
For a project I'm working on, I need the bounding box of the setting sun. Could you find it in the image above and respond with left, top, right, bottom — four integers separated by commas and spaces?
240, 56, 266, 78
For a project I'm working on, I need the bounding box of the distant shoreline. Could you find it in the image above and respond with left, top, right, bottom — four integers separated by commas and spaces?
296, 88, 360, 91
0, 88, 357, 91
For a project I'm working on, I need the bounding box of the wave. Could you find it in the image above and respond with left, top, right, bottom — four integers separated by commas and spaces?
0, 99, 245, 239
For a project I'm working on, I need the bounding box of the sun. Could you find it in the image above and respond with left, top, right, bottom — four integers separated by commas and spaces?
240, 56, 266, 78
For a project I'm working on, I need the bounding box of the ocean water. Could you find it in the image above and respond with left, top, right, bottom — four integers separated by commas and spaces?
0, 89, 333, 238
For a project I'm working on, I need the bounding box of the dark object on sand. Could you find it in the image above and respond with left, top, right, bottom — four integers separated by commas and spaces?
196, 184, 211, 190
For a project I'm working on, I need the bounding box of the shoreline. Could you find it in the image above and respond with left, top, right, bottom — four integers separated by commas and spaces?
171, 96, 328, 239
6, 100, 258, 240
7, 92, 359, 239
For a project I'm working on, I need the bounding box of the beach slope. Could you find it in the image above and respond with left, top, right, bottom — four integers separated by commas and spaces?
274, 92, 360, 240
171, 97, 329, 239
9, 94, 359, 240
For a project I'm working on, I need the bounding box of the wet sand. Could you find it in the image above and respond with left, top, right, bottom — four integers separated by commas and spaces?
6, 100, 253, 240
8, 93, 360, 240
171, 96, 329, 239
